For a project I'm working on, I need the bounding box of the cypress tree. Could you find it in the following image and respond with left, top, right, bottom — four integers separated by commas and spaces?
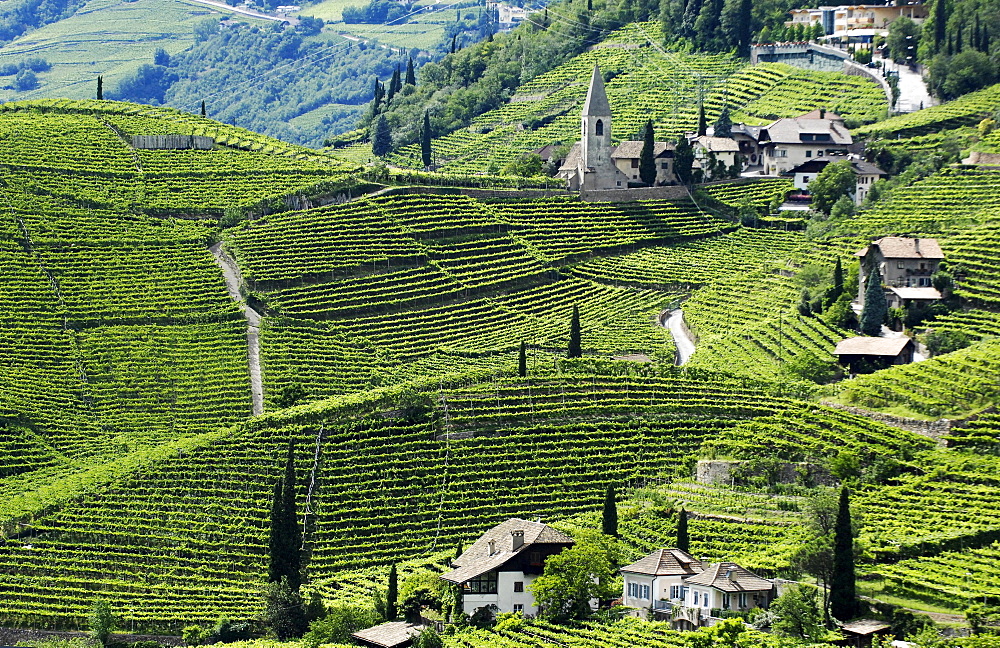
713, 105, 732, 138
860, 269, 887, 336
372, 115, 392, 158
267, 477, 284, 584
200, 100, 206, 118
587, 0, 592, 10
450, 35, 457, 54
372, 77, 383, 113
387, 563, 399, 620
830, 487, 857, 621
833, 257, 844, 296
387, 68, 399, 103
677, 507, 689, 552
602, 485, 618, 537
934, 0, 948, 49
405, 57, 416, 85
674, 135, 694, 184
567, 305, 582, 358
97, 76, 103, 100
282, 441, 302, 591
639, 120, 657, 186
391, 65, 402, 94
697, 102, 707, 136
420, 111, 432, 169
518, 341, 527, 377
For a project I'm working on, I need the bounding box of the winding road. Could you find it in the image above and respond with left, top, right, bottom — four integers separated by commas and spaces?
210, 242, 264, 416
662, 309, 696, 366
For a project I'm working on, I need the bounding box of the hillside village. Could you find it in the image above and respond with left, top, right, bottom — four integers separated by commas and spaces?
1, 0, 1000, 646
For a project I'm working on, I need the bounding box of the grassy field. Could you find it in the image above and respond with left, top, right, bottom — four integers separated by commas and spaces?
0, 0, 268, 103
303, 0, 454, 50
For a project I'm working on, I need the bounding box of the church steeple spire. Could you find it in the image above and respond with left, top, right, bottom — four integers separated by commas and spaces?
583, 65, 611, 117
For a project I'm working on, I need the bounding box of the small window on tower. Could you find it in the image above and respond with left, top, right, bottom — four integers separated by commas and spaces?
595, 119, 604, 136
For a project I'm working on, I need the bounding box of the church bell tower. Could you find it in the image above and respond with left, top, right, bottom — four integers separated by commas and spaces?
581, 65, 612, 170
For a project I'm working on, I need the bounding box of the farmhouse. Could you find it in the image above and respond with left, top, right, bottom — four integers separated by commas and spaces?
857, 237, 943, 308
692, 135, 741, 174
439, 518, 574, 619
788, 158, 888, 205
758, 109, 852, 176
559, 66, 677, 190
620, 548, 774, 628
835, 336, 915, 375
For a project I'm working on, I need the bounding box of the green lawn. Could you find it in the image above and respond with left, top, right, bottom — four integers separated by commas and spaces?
303, 0, 450, 51
0, 0, 268, 103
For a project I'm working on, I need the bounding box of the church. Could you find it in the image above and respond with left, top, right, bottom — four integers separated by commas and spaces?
558, 65, 676, 191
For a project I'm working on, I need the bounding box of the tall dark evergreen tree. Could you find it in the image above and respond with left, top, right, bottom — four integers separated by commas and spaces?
200, 100, 206, 118
713, 104, 732, 137
450, 35, 457, 54
933, 0, 948, 49
696, 102, 707, 136
830, 487, 857, 621
518, 341, 527, 377
405, 57, 416, 85
97, 75, 103, 100
602, 485, 618, 537
420, 111, 432, 168
638, 120, 657, 186
674, 135, 695, 184
387, 68, 400, 102
387, 563, 399, 620
567, 305, 582, 358
372, 115, 392, 157
372, 77, 384, 113
677, 507, 689, 551
860, 270, 887, 336
833, 257, 844, 296
281, 441, 302, 591
720, 0, 752, 55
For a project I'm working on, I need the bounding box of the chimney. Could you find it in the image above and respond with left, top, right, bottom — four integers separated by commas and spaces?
820, 108, 826, 119
725, 569, 735, 580
915, 238, 920, 256
512, 530, 524, 551
488, 540, 496, 556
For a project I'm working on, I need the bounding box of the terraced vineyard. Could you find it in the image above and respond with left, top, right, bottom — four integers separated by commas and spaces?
873, 541, 1000, 608
378, 23, 885, 174
854, 82, 1000, 139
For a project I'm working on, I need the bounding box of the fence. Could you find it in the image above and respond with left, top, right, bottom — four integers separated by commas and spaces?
130, 134, 215, 150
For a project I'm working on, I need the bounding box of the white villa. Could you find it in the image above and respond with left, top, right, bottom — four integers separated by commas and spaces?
439, 518, 574, 619
758, 109, 852, 176
620, 548, 775, 628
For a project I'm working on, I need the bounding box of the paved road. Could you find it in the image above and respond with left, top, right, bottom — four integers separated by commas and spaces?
663, 309, 696, 366
886, 61, 936, 113
180, 0, 299, 25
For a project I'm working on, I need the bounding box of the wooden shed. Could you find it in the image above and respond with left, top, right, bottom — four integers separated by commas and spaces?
834, 336, 914, 375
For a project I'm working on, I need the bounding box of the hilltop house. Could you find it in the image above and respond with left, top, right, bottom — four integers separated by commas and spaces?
439, 518, 574, 619
558, 66, 678, 190
789, 158, 888, 205
857, 237, 943, 309
759, 109, 852, 176
620, 548, 775, 628
786, 3, 927, 40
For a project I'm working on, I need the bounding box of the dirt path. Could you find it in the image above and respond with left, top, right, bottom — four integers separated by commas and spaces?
661, 308, 695, 366
210, 243, 264, 416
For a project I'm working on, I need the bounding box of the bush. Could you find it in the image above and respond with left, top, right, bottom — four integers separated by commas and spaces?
925, 329, 972, 357
784, 352, 840, 384
13, 69, 38, 91
182, 626, 208, 646
301, 604, 380, 647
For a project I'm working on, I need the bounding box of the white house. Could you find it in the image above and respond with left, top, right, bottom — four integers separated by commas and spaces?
611, 140, 676, 185
692, 136, 741, 176
620, 549, 774, 628
856, 237, 944, 308
758, 109, 852, 176
788, 158, 888, 206
439, 518, 573, 619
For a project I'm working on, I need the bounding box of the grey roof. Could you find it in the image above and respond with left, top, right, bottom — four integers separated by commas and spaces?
683, 562, 773, 593
841, 619, 892, 635
851, 159, 887, 176
611, 140, 673, 159
439, 518, 573, 584
352, 622, 424, 648
888, 286, 943, 300
558, 141, 582, 172
835, 336, 913, 356
760, 116, 852, 145
857, 237, 944, 260
621, 548, 705, 576
789, 159, 831, 174
582, 65, 611, 117
798, 108, 844, 121
731, 123, 762, 140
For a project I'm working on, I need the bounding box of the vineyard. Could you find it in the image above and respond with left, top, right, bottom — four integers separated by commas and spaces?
374, 22, 885, 174
853, 82, 1000, 139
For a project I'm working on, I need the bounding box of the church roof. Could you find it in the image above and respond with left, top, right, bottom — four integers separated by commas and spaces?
582, 65, 611, 117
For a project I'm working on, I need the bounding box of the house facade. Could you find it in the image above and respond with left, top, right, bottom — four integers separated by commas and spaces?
692, 136, 740, 175
786, 3, 927, 38
788, 158, 888, 205
611, 140, 676, 185
856, 237, 944, 307
758, 109, 852, 176
439, 518, 573, 619
620, 549, 774, 627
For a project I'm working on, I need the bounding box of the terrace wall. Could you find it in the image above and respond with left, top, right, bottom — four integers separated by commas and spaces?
130, 135, 215, 150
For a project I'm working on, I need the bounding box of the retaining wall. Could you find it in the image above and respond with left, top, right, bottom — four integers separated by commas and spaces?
130, 134, 215, 150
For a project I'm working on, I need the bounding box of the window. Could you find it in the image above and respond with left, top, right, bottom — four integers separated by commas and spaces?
805, 150, 812, 158
631, 159, 639, 168
803, 176, 810, 184
920, 262, 926, 270
628, 582, 635, 598
722, 593, 731, 610
467, 571, 498, 594
774, 149, 787, 158
670, 585, 680, 599
529, 552, 542, 566
514, 581, 524, 593
661, 161, 669, 169
642, 585, 650, 600
817, 150, 824, 157
513, 604, 524, 613
897, 261, 905, 269
919, 277, 931, 287
738, 593, 748, 608
595, 119, 604, 136
694, 591, 700, 606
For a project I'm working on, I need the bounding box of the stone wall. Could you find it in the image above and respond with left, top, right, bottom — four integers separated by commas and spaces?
823, 402, 952, 441
130, 134, 215, 150
696, 459, 834, 486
